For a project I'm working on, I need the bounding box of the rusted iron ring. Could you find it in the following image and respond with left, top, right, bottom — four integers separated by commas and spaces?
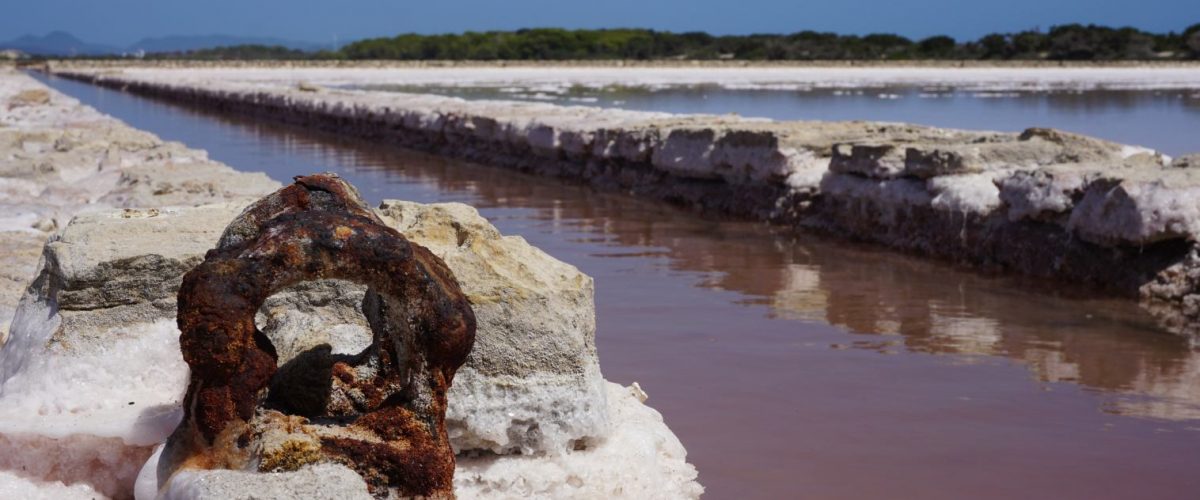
169, 173, 475, 497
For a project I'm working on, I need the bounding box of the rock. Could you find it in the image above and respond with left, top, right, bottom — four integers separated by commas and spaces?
834, 128, 1136, 181
37, 204, 251, 350
996, 165, 1098, 222
6, 88, 50, 109
0, 231, 44, 346
375, 200, 608, 455
830, 143, 907, 178
1068, 168, 1200, 246
160, 463, 373, 500
651, 128, 721, 180
454, 383, 702, 500
904, 141, 1051, 178
926, 172, 1003, 216
100, 160, 279, 208
1015, 127, 1129, 162
1171, 154, 1200, 169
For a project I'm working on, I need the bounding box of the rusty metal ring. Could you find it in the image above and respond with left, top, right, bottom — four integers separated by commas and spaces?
168, 173, 475, 497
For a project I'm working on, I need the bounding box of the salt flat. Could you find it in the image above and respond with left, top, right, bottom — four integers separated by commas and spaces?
99, 65, 1200, 91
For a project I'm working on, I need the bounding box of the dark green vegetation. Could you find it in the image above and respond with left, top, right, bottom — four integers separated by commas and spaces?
70, 24, 1200, 61
149, 44, 318, 60
339, 24, 1200, 60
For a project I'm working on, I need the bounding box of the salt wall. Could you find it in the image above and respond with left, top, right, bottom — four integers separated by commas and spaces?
50, 66, 1200, 342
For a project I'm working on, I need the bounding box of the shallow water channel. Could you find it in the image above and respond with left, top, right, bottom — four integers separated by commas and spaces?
39, 74, 1200, 499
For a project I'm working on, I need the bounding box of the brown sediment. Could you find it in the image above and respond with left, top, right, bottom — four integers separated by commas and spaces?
168, 173, 476, 498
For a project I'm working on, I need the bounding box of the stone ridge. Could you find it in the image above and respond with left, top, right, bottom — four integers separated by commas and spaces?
51, 66, 1200, 342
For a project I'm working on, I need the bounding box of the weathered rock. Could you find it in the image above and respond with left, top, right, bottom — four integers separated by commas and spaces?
0, 231, 43, 346
158, 463, 374, 500
995, 164, 1098, 222
101, 161, 279, 208
375, 200, 607, 455
453, 383, 702, 500
1170, 153, 1200, 169
39, 204, 252, 350
925, 172, 1004, 216
830, 143, 907, 178
833, 127, 1142, 181
1069, 168, 1200, 246
6, 88, 50, 109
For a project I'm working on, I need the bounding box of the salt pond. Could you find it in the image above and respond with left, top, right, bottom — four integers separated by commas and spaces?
39, 72, 1200, 500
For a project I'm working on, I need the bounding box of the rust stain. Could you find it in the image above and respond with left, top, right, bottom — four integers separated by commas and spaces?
169, 172, 476, 498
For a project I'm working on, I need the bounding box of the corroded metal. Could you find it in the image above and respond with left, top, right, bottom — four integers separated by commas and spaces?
164, 173, 476, 498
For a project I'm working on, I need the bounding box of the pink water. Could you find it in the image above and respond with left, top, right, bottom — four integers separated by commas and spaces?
44, 74, 1200, 500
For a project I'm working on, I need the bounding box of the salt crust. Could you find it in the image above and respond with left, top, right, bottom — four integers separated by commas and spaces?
0, 470, 104, 500
453, 382, 703, 500
0, 319, 186, 444
98, 66, 1200, 92
145, 383, 702, 500
447, 366, 610, 455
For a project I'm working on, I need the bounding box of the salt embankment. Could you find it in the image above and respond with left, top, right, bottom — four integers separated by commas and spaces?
38, 60, 1200, 91
47, 64, 1200, 343
0, 69, 701, 498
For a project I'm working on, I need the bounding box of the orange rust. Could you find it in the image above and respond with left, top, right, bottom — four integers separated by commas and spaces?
169, 173, 475, 498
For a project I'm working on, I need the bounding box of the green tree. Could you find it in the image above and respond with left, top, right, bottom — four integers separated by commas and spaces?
917, 35, 958, 58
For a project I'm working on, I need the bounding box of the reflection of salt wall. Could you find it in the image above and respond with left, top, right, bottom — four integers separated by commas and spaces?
1021, 348, 1083, 383
928, 314, 1002, 355
769, 264, 827, 323
1111, 355, 1200, 421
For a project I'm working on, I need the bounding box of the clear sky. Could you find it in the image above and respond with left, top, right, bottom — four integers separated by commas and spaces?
3, 0, 1198, 46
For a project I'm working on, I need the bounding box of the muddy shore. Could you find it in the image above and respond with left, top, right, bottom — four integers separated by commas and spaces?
44, 63, 1200, 342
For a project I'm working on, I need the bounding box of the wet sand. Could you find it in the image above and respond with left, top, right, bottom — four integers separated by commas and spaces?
39, 74, 1200, 500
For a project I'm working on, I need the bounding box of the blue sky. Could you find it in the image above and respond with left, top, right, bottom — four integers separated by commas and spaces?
3, 0, 1198, 46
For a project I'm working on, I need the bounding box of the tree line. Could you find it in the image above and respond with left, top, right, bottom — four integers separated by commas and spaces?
144, 24, 1200, 61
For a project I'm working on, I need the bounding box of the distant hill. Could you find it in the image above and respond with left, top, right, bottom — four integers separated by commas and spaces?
0, 31, 120, 56
127, 35, 326, 53
0, 31, 325, 56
